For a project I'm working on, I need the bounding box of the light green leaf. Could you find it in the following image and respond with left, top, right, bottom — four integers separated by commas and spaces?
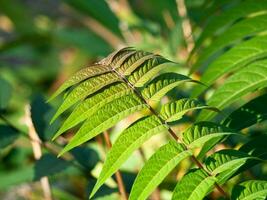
48, 64, 111, 101
141, 72, 199, 101
0, 78, 12, 110
90, 115, 167, 198
194, 14, 267, 69
192, 35, 267, 97
172, 169, 216, 200
52, 83, 131, 140
198, 59, 267, 121
182, 122, 236, 149
128, 56, 177, 87
205, 149, 255, 176
51, 72, 120, 123
129, 141, 192, 200
58, 94, 147, 156
160, 98, 218, 122
231, 180, 267, 200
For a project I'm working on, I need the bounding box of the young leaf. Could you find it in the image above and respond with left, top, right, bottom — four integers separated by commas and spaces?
141, 72, 199, 101
231, 180, 267, 200
128, 56, 177, 87
129, 141, 192, 200
172, 169, 216, 200
160, 98, 218, 122
198, 59, 267, 121
90, 116, 167, 198
58, 94, 147, 155
182, 121, 236, 149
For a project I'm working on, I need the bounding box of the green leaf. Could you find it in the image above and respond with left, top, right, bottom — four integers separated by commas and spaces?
53, 83, 131, 140
118, 50, 155, 75
192, 0, 267, 55
51, 72, 120, 123
0, 125, 20, 149
58, 94, 147, 156
128, 56, 177, 87
100, 47, 136, 66
193, 14, 267, 69
90, 116, 167, 198
239, 134, 267, 160
192, 35, 267, 97
160, 98, 218, 122
198, 59, 267, 121
34, 153, 70, 180
129, 141, 192, 200
223, 93, 267, 130
31, 95, 60, 141
141, 73, 199, 101
182, 121, 236, 149
172, 169, 216, 200
48, 64, 111, 101
231, 180, 267, 200
204, 149, 256, 183
0, 78, 12, 110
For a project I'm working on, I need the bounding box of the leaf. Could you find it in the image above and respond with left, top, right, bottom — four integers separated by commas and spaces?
58, 94, 147, 156
0, 125, 20, 149
141, 72, 199, 101
53, 83, 131, 140
48, 64, 111, 101
128, 56, 177, 87
71, 147, 99, 170
198, 59, 267, 121
129, 141, 192, 200
223, 93, 267, 130
99, 47, 136, 66
34, 153, 70, 180
182, 121, 236, 149
205, 149, 254, 175
231, 180, 267, 200
0, 78, 12, 110
193, 14, 267, 69
90, 115, 167, 198
160, 98, 218, 122
239, 134, 267, 160
192, 35, 267, 97
31, 95, 61, 141
172, 169, 216, 200
51, 72, 120, 123
118, 50, 155, 75
192, 0, 267, 55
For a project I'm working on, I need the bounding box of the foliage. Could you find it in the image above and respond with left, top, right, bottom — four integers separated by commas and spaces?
1, 0, 267, 199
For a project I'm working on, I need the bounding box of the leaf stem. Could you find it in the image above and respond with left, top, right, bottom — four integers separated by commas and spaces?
109, 65, 229, 198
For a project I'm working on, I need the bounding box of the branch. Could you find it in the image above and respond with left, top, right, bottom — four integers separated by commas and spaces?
103, 131, 128, 200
